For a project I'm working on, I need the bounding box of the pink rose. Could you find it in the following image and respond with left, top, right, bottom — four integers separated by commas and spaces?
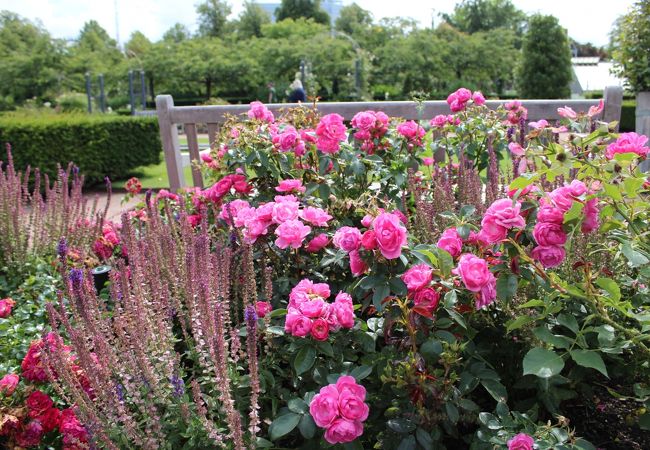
605, 132, 649, 159
255, 202, 275, 222
299, 298, 327, 318
507, 433, 535, 450
588, 99, 604, 118
478, 215, 507, 244
454, 88, 472, 103
557, 106, 577, 119
472, 91, 486, 105
255, 301, 272, 318
566, 180, 588, 197
274, 126, 300, 151
316, 113, 348, 154
360, 230, 377, 250
305, 233, 330, 253
349, 250, 368, 276
582, 198, 599, 233
60, 408, 88, 446
533, 222, 567, 246
361, 214, 374, 228
311, 318, 330, 341
300, 207, 332, 227
437, 228, 463, 258
276, 179, 306, 193
430, 114, 448, 128
310, 385, 340, 427
332, 292, 355, 328
324, 418, 364, 444
392, 209, 408, 225
291, 314, 313, 337
412, 288, 440, 315
0, 297, 16, 318
289, 279, 330, 307
272, 200, 300, 224
36, 407, 61, 433
336, 375, 366, 400
372, 212, 407, 259
455, 254, 492, 292
248, 101, 274, 123
397, 121, 425, 141
274, 220, 311, 249
508, 142, 525, 157
549, 187, 575, 212
333, 227, 362, 252
338, 389, 369, 421
537, 204, 564, 224
531, 245, 566, 268
529, 119, 549, 129
0, 374, 19, 395
351, 111, 376, 131
485, 198, 526, 229
422, 157, 434, 166
401, 264, 433, 292
219, 200, 251, 225
477, 273, 497, 310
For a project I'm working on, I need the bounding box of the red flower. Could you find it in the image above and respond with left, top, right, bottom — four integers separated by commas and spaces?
27, 390, 54, 417
36, 407, 62, 433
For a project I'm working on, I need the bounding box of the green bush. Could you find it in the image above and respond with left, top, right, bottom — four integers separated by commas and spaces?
55, 92, 88, 113
620, 99, 636, 131
0, 113, 161, 184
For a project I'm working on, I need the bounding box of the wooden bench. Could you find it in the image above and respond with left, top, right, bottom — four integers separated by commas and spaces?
154, 86, 623, 191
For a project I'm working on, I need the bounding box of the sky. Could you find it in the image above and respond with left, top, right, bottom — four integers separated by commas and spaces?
0, 0, 635, 47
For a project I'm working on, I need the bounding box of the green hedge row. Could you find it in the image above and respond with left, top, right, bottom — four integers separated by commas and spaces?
0, 114, 161, 184
620, 100, 636, 132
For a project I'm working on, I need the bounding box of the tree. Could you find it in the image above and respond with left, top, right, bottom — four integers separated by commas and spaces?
335, 3, 373, 35
610, 0, 650, 92
237, 1, 270, 39
442, 0, 527, 34
163, 23, 191, 43
275, 0, 330, 25
196, 0, 232, 37
0, 11, 63, 108
517, 14, 572, 99
125, 31, 151, 61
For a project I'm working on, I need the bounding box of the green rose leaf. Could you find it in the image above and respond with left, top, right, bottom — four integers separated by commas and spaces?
269, 412, 301, 441
570, 349, 609, 377
293, 345, 317, 375
523, 347, 565, 378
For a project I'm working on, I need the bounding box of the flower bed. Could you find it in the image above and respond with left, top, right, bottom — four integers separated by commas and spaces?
1, 89, 650, 449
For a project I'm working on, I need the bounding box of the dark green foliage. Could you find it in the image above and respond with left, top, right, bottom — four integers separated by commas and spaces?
620, 100, 636, 131
611, 0, 650, 92
195, 0, 232, 37
275, 0, 330, 25
442, 0, 527, 35
517, 14, 573, 99
0, 114, 161, 184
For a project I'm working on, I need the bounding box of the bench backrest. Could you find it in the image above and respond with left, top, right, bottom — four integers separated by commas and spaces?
154, 86, 623, 191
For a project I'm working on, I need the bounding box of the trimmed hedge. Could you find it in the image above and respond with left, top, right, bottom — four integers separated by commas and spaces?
620, 100, 636, 132
0, 114, 161, 184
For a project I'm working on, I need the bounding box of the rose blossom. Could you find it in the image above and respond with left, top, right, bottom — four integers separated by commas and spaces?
360, 230, 377, 250
533, 222, 567, 247
300, 207, 332, 227
537, 204, 565, 224
255, 301, 272, 318
333, 227, 362, 252
338, 389, 369, 421
289, 311, 312, 337
351, 111, 377, 131
37, 407, 61, 433
396, 121, 425, 141
401, 264, 433, 292
274, 220, 311, 249
477, 274, 497, 310
324, 418, 364, 444
531, 245, 566, 268
454, 254, 493, 292
485, 199, 526, 229
276, 179, 306, 193
332, 292, 355, 328
430, 114, 449, 128
472, 91, 486, 105
557, 106, 577, 119
289, 279, 330, 307
60, 408, 88, 446
15, 420, 44, 447
316, 113, 348, 154
372, 212, 407, 259
0, 374, 19, 395
0, 297, 16, 318
412, 288, 441, 314
507, 433, 535, 450
305, 233, 330, 253
582, 198, 599, 233
310, 384, 340, 427
27, 390, 53, 417
311, 318, 330, 341
361, 214, 374, 228
349, 250, 368, 276
605, 132, 649, 159
247, 100, 274, 122
436, 228, 463, 257
273, 126, 301, 151
272, 200, 300, 224
219, 200, 250, 225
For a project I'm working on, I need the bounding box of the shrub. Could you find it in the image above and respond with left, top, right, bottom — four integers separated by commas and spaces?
621, 99, 637, 131
0, 113, 161, 184
55, 93, 88, 113
611, 0, 650, 92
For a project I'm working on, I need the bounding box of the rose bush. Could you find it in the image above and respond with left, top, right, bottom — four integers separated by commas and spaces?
2, 90, 650, 449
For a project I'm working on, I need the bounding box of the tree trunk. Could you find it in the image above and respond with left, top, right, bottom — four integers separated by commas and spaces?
206, 77, 212, 99
149, 76, 155, 103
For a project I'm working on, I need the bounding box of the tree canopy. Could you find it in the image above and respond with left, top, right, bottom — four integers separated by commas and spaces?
275, 0, 330, 25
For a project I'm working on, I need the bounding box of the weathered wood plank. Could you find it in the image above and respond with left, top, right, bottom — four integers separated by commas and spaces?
603, 85, 624, 131
183, 123, 204, 188
206, 123, 220, 150
156, 95, 185, 191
